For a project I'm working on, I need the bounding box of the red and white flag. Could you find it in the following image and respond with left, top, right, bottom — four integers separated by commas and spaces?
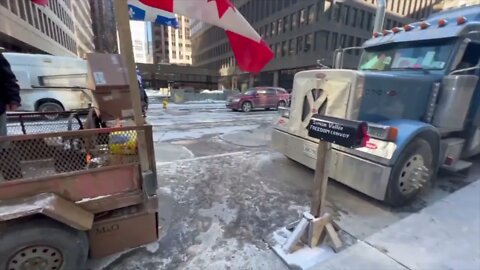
31, 0, 48, 6
139, 0, 274, 73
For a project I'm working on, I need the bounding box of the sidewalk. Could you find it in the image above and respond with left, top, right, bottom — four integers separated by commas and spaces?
315, 180, 480, 270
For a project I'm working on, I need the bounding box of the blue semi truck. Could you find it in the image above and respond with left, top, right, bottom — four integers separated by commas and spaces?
272, 5, 480, 206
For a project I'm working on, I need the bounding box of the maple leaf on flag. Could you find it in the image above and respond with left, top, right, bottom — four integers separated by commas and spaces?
30, 0, 48, 6
207, 0, 235, 18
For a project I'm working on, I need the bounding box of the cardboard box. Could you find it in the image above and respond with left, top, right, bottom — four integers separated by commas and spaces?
92, 89, 134, 120
86, 53, 130, 92
88, 204, 158, 258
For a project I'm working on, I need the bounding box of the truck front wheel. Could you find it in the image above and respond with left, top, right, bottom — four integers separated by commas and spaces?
386, 138, 434, 207
0, 218, 89, 270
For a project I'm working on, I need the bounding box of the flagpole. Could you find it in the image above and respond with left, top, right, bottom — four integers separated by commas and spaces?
113, 0, 150, 172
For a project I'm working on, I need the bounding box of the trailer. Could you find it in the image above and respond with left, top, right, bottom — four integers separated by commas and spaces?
272, 5, 480, 206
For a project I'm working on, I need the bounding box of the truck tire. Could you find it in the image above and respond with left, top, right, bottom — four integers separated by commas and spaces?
0, 218, 89, 270
385, 138, 434, 207
38, 102, 64, 120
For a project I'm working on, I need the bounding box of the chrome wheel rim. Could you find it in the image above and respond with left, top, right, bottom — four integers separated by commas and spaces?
398, 154, 430, 195
8, 246, 63, 270
243, 103, 252, 112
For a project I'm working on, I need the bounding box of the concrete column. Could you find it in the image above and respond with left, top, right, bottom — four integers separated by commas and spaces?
249, 74, 254, 87
273, 71, 279, 87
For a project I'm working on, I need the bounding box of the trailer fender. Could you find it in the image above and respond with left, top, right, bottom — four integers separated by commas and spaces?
0, 193, 93, 231
379, 119, 441, 169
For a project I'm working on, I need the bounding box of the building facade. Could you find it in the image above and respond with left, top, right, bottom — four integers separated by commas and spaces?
131, 21, 154, 63
191, 0, 438, 90
131, 15, 192, 66
0, 0, 94, 57
152, 15, 192, 65
433, 0, 480, 10
89, 0, 118, 54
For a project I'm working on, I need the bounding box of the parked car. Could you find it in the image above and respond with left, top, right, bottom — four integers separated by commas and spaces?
226, 87, 290, 112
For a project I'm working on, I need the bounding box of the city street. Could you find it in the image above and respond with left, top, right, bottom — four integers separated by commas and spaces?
87, 102, 480, 270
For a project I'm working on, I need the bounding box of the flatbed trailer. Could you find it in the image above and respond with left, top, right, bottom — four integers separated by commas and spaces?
0, 113, 158, 269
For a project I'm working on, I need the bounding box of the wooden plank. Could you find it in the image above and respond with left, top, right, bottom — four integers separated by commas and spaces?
325, 222, 343, 252
307, 213, 331, 248
113, 0, 150, 173
310, 141, 332, 217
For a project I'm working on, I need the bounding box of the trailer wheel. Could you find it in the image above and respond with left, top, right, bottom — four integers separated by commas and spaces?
0, 218, 89, 270
386, 138, 434, 207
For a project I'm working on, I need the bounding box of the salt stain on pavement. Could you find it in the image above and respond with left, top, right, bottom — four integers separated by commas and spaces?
97, 151, 309, 270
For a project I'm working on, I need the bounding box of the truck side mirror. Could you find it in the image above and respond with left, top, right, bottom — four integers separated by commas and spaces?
308, 114, 369, 148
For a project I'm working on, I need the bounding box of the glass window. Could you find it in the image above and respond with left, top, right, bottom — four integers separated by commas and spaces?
283, 16, 289, 32
300, 8, 307, 25
307, 5, 315, 24
291, 12, 298, 29
9, 0, 17, 14
359, 39, 456, 71
288, 38, 296, 55
278, 18, 283, 33
266, 89, 276, 95
272, 21, 277, 36
343, 5, 349, 25
332, 3, 341, 22
351, 8, 357, 27
305, 33, 313, 52
265, 24, 270, 37
296, 36, 303, 54
367, 13, 373, 31
276, 43, 281, 57
339, 34, 346, 48
331, 32, 338, 49
282, 41, 288, 57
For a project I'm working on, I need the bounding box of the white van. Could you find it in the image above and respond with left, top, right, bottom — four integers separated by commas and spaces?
3, 53, 92, 116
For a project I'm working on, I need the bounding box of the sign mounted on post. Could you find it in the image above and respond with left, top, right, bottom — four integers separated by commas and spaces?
308, 114, 369, 148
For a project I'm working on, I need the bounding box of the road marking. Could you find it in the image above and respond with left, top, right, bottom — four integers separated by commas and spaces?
156, 151, 250, 166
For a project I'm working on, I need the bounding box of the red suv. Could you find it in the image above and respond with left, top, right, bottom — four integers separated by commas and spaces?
226, 87, 290, 112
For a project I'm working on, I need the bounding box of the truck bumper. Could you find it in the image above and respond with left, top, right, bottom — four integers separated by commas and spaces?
272, 128, 392, 201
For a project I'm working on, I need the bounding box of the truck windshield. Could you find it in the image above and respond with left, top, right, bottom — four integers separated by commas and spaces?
359, 39, 456, 71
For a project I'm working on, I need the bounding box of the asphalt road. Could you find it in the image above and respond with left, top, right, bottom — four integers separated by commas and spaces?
87, 102, 480, 270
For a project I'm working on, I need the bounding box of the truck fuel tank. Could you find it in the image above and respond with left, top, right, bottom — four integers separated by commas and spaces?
432, 75, 478, 131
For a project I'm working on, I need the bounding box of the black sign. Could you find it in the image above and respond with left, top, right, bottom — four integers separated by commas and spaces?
308, 114, 368, 148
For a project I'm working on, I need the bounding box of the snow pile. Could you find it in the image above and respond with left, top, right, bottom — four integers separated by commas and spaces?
200, 89, 224, 94
184, 99, 226, 104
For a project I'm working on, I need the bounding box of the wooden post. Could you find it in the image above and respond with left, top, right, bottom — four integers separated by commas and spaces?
310, 141, 331, 217
113, 0, 150, 172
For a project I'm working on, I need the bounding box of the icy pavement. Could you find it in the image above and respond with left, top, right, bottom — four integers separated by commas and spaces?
87, 104, 480, 270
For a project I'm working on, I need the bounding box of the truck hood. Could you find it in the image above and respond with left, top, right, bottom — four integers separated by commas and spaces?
358, 71, 442, 122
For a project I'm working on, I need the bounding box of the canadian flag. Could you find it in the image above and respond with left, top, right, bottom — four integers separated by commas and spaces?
139, 0, 274, 73
31, 0, 48, 6
30, 0, 274, 73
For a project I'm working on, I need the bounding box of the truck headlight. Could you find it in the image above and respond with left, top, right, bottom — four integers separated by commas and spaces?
232, 98, 240, 102
367, 124, 398, 142
278, 107, 290, 118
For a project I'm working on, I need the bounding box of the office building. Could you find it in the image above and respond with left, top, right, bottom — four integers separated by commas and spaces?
433, 0, 480, 10
131, 21, 154, 63
0, 0, 94, 57
152, 15, 192, 65
191, 0, 437, 90
90, 0, 118, 53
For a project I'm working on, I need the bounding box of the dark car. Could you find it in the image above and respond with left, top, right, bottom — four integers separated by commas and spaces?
226, 87, 290, 112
